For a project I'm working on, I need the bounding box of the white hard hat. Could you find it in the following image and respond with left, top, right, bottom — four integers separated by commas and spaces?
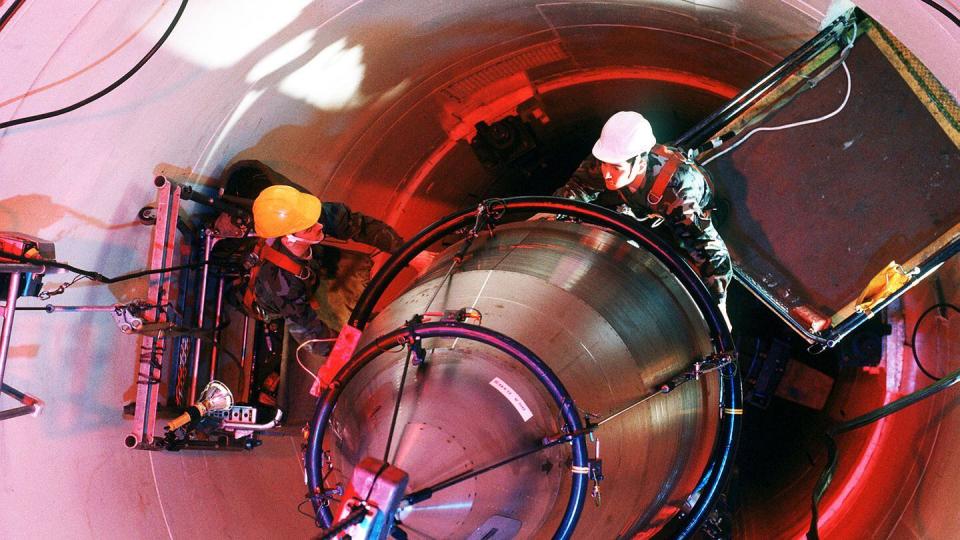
591, 111, 656, 163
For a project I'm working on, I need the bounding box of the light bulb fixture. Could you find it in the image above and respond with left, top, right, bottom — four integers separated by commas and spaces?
199, 380, 234, 411
165, 380, 235, 432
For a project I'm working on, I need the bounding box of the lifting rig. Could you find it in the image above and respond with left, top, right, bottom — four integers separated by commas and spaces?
1, 173, 352, 449
122, 175, 288, 451
0, 234, 62, 422
119, 176, 284, 451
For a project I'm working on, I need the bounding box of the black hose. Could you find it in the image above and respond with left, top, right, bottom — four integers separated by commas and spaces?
808, 360, 960, 539
0, 0, 25, 33
911, 303, 960, 380
316, 504, 369, 539
0, 0, 188, 130
918, 0, 960, 28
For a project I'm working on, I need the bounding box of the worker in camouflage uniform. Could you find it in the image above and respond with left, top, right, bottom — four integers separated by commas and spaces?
246, 177, 404, 353
553, 111, 733, 325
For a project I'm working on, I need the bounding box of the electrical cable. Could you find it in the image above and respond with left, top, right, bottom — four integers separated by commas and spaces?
701, 17, 856, 167
382, 345, 414, 465
910, 302, 960, 380
807, 359, 960, 539
0, 0, 25, 33
0, 249, 214, 284
297, 499, 319, 522
296, 337, 339, 388
37, 273, 90, 299
918, 0, 960, 27
317, 505, 370, 540
0, 0, 188, 131
702, 61, 852, 167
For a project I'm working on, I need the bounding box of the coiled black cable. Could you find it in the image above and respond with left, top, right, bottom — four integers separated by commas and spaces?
0, 0, 188, 130
911, 303, 960, 380
0, 0, 25, 33
808, 359, 960, 539
918, 0, 960, 28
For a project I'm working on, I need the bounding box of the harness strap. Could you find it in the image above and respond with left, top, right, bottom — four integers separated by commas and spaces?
257, 241, 310, 279
242, 263, 264, 319
644, 145, 717, 208
646, 145, 683, 206
242, 240, 315, 320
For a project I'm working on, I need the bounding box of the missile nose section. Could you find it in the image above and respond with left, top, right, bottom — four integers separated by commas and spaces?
308, 202, 739, 538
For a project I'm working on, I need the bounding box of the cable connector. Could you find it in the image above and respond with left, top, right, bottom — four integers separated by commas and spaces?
694, 353, 737, 379
661, 353, 737, 393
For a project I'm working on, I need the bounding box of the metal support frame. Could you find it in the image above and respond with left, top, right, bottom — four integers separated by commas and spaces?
211, 275, 225, 381
189, 231, 214, 404
673, 13, 859, 350
239, 315, 250, 401
673, 10, 960, 349
128, 178, 180, 448
675, 11, 858, 153
0, 270, 45, 421
173, 215, 201, 409
813, 236, 960, 352
124, 176, 256, 449
0, 272, 21, 392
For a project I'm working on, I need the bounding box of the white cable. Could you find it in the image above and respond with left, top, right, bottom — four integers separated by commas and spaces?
701, 60, 852, 167
296, 337, 339, 387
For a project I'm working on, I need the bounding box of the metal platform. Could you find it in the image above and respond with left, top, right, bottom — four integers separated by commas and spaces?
0, 238, 63, 421
681, 12, 960, 347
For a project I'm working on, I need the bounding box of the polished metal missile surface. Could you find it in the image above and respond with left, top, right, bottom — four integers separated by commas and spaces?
327, 221, 721, 538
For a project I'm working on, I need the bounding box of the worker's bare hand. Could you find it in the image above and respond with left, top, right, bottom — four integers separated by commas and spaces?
527, 212, 557, 221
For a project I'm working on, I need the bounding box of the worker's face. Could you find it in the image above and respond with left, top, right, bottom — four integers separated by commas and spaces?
600, 153, 646, 190
290, 222, 325, 244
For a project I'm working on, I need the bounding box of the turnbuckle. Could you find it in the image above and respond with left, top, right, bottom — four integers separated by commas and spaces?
453, 199, 506, 264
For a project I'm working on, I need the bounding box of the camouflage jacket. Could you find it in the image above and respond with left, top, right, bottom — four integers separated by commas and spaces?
250, 201, 403, 340
554, 146, 732, 302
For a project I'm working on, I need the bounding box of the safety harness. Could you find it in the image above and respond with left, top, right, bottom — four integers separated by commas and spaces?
622, 145, 715, 227
242, 239, 317, 321
645, 145, 684, 205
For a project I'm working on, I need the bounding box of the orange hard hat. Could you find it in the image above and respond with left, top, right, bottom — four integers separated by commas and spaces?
252, 185, 322, 238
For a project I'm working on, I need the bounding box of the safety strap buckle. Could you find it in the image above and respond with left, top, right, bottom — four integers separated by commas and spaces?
253, 301, 272, 322
646, 145, 682, 207
255, 240, 310, 281
641, 213, 665, 228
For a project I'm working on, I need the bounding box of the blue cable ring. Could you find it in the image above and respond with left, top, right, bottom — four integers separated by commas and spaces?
308, 321, 589, 538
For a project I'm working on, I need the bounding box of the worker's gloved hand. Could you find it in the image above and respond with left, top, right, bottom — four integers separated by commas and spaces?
369, 250, 437, 278
369, 251, 390, 278
408, 250, 437, 276
718, 299, 732, 332
527, 212, 557, 222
